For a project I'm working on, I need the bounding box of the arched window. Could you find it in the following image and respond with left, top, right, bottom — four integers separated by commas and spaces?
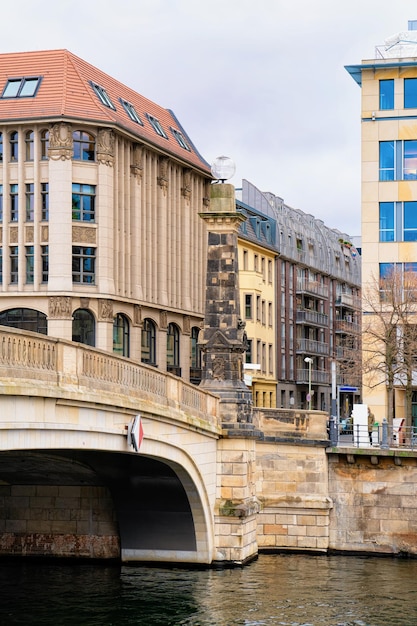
190, 326, 202, 384
40, 129, 49, 160
0, 308, 47, 334
72, 309, 95, 346
113, 313, 130, 357
167, 322, 180, 376
141, 318, 156, 365
73, 130, 95, 161
10, 130, 18, 161
25, 130, 34, 161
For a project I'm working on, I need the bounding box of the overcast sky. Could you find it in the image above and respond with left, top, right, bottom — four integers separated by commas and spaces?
2, 1, 417, 236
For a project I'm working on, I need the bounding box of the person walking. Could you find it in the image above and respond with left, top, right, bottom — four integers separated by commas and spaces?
368, 407, 375, 445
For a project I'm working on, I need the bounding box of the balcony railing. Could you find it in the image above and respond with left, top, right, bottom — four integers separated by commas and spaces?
332, 421, 417, 450
296, 367, 330, 385
296, 338, 329, 356
296, 309, 329, 327
335, 293, 361, 309
334, 319, 361, 334
296, 278, 329, 299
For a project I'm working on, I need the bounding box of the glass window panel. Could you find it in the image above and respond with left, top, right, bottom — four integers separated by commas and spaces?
379, 202, 395, 241
379, 141, 395, 181
404, 202, 417, 241
405, 78, 417, 108
379, 79, 394, 110
20, 78, 39, 96
404, 141, 417, 180
3, 80, 20, 97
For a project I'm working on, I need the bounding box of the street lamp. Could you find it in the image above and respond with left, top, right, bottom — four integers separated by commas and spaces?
304, 357, 313, 411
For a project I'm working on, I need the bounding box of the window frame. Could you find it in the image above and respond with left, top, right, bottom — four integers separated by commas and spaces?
404, 78, 417, 109
146, 114, 168, 139
170, 127, 190, 151
10, 184, 18, 222
119, 98, 143, 125
90, 82, 115, 110
72, 183, 96, 222
141, 318, 156, 365
25, 245, 34, 284
379, 79, 394, 110
72, 246, 96, 284
1, 77, 42, 99
72, 130, 95, 161
25, 183, 34, 222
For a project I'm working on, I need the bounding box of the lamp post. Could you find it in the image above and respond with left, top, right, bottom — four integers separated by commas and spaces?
304, 357, 313, 411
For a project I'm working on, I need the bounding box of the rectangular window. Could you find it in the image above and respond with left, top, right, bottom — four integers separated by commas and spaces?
404, 78, 417, 108
0, 184, 2, 222
268, 344, 273, 374
0, 247, 2, 284
120, 98, 143, 124
41, 245, 48, 283
146, 114, 168, 138
90, 82, 115, 109
10, 184, 18, 221
72, 184, 95, 221
25, 183, 34, 221
245, 294, 252, 319
261, 300, 266, 325
25, 245, 34, 283
41, 183, 49, 220
268, 259, 273, 283
170, 128, 190, 151
268, 302, 273, 326
404, 141, 417, 180
72, 246, 96, 284
10, 245, 18, 283
379, 141, 395, 181
379, 202, 395, 241
245, 339, 252, 364
2, 77, 41, 98
404, 202, 417, 241
256, 295, 261, 321
254, 254, 258, 272
379, 79, 394, 110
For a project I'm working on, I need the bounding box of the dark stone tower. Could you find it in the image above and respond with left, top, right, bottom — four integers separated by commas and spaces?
199, 183, 253, 429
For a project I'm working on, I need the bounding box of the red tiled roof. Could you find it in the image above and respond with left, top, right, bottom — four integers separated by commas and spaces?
0, 49, 211, 174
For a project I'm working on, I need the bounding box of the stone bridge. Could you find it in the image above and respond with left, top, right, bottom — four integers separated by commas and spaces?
0, 327, 222, 564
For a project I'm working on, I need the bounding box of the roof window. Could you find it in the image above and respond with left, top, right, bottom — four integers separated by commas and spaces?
146, 114, 168, 139
2, 77, 41, 98
90, 82, 115, 110
120, 99, 143, 125
170, 128, 190, 151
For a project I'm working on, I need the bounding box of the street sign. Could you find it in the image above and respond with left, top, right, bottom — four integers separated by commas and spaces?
339, 386, 358, 393
128, 414, 144, 452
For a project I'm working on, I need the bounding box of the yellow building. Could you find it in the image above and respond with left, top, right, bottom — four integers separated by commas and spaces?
237, 213, 277, 408
347, 21, 417, 426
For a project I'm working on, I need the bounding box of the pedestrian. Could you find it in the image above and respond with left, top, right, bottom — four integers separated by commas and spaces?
368, 407, 375, 445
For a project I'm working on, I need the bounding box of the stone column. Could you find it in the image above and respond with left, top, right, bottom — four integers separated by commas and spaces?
199, 183, 253, 428
199, 182, 259, 565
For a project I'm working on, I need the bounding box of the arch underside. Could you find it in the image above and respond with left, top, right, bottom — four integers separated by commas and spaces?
0, 450, 210, 564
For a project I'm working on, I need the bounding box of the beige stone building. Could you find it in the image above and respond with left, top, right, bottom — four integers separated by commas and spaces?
347, 21, 417, 426
0, 49, 212, 381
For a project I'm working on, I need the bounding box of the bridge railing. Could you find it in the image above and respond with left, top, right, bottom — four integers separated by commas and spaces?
0, 327, 220, 428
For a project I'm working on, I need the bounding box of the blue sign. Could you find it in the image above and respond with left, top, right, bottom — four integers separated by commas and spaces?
339, 386, 358, 393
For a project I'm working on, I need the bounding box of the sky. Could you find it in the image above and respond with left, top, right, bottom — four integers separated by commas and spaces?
2, 0, 417, 237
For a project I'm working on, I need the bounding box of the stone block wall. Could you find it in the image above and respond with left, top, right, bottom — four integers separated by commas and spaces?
328, 453, 417, 555
255, 442, 332, 552
0, 484, 119, 558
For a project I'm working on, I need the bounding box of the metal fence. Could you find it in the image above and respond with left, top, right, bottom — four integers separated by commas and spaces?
329, 418, 417, 450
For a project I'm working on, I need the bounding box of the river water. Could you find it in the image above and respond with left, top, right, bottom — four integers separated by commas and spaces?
1, 553, 416, 625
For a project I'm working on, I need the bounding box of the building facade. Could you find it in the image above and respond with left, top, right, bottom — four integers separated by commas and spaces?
0, 49, 212, 381
237, 180, 361, 413
347, 21, 417, 426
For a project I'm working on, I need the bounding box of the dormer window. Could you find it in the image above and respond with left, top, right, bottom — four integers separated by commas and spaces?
120, 99, 143, 124
2, 77, 41, 98
171, 128, 190, 151
90, 82, 115, 110
146, 114, 168, 138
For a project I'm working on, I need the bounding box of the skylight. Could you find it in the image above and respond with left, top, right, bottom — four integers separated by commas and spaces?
90, 82, 115, 110
171, 128, 190, 151
120, 99, 143, 125
146, 114, 168, 139
2, 77, 41, 98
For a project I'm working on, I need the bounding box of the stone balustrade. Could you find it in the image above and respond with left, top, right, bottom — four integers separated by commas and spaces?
0, 327, 220, 429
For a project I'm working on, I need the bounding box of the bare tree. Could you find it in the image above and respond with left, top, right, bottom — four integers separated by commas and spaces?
362, 268, 417, 426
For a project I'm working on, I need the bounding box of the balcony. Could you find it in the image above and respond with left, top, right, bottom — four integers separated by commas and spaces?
296, 367, 330, 385
335, 293, 361, 309
335, 319, 360, 334
296, 338, 329, 356
296, 278, 329, 299
296, 309, 328, 327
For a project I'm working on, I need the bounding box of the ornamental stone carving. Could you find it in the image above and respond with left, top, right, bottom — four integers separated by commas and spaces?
80, 298, 90, 309
98, 299, 113, 321
131, 144, 144, 179
133, 305, 142, 326
48, 123, 73, 160
49, 296, 71, 319
213, 356, 225, 381
9, 227, 18, 244
181, 169, 192, 201
97, 128, 115, 166
25, 226, 34, 243
157, 157, 169, 195
160, 310, 168, 329
72, 226, 97, 244
183, 315, 190, 335
41, 225, 49, 242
